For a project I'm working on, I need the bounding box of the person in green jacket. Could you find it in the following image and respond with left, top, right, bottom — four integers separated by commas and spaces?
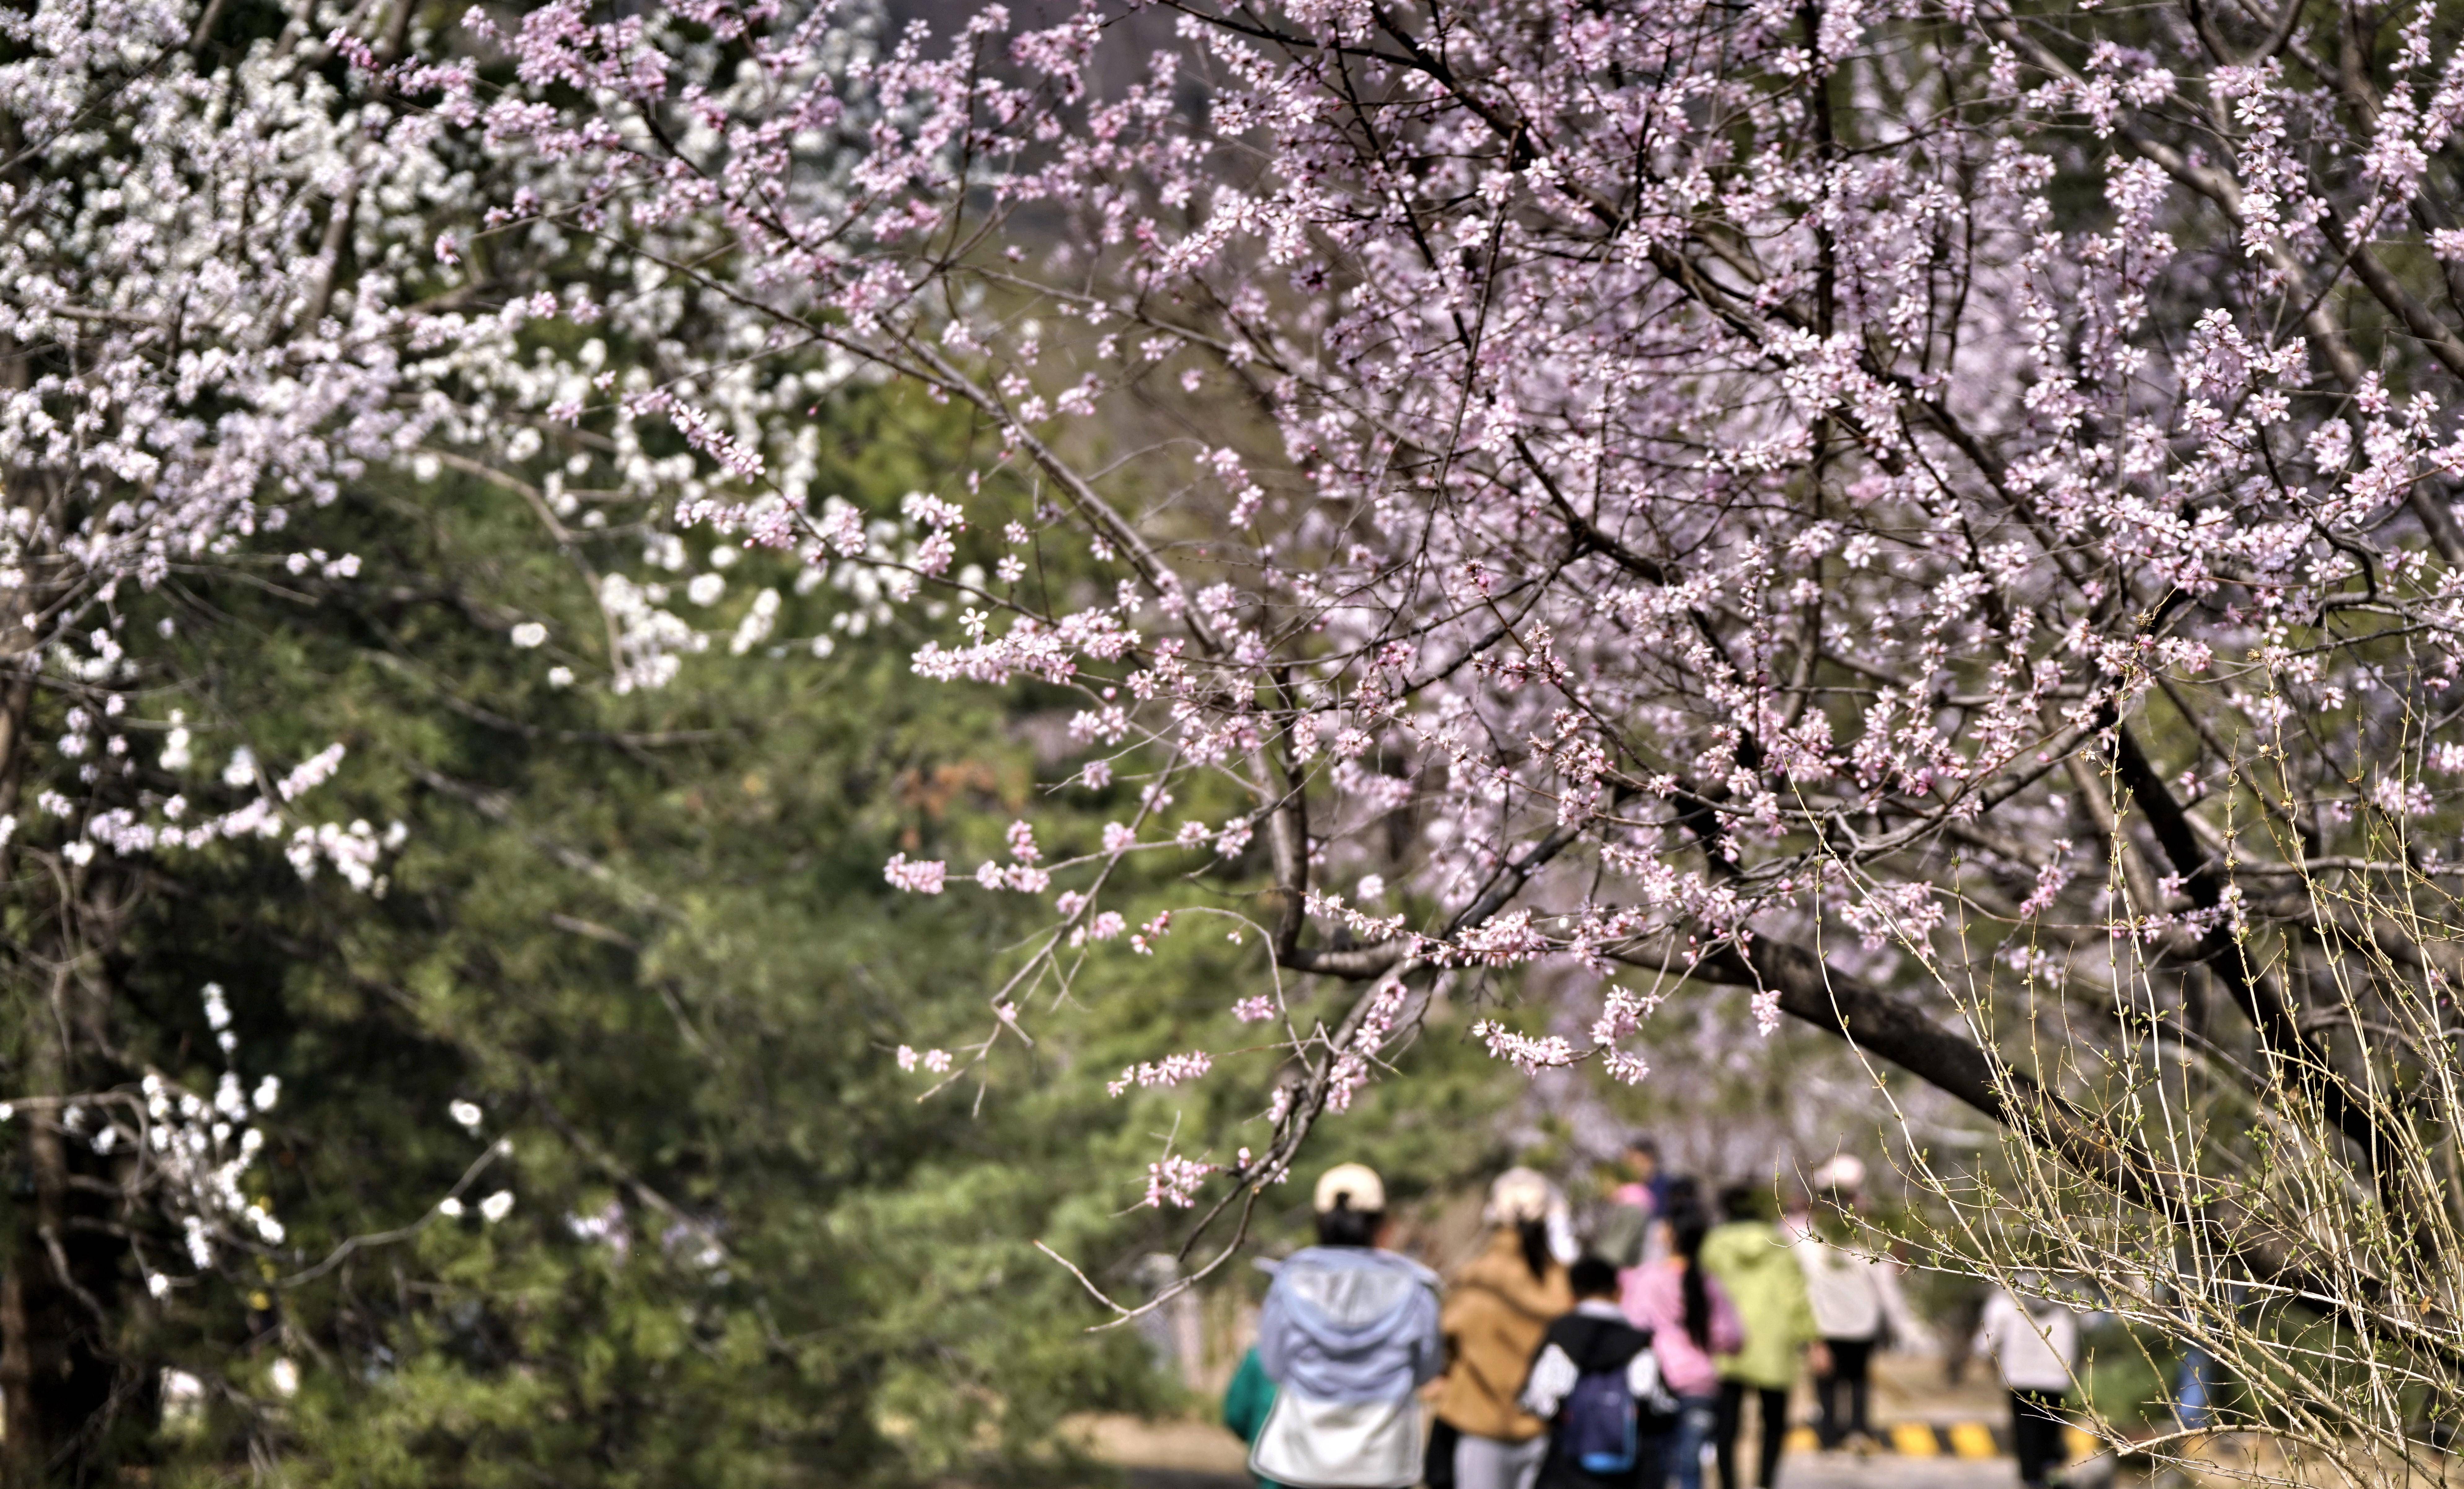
1701, 1186, 1826, 1489
1221, 1345, 1287, 1489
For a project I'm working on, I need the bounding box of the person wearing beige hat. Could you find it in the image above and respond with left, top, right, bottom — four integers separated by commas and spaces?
1434, 1168, 1576, 1489
1249, 1163, 1445, 1489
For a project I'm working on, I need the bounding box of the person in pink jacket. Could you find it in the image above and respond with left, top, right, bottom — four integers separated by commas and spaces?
1622, 1212, 1745, 1489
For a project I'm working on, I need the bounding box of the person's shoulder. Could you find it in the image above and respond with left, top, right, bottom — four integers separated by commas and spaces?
1448, 1241, 1519, 1291
1274, 1245, 1350, 1284
1547, 1307, 1649, 1350
1701, 1221, 1762, 1256
1330, 1245, 1438, 1288
1540, 1310, 1591, 1346
1282, 1245, 1441, 1297
1613, 1317, 1655, 1352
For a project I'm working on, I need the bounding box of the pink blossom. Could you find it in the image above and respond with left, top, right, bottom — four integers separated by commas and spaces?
883, 855, 947, 894
1472, 1021, 1582, 1076
1107, 1051, 1214, 1098
1005, 821, 1040, 863
1143, 1156, 1216, 1209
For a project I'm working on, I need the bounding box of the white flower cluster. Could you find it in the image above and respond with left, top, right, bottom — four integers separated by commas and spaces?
124, 986, 286, 1295
284, 819, 407, 895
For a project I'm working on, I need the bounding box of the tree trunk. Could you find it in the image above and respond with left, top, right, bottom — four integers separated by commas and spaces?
0, 458, 130, 1483
0, 1069, 126, 1487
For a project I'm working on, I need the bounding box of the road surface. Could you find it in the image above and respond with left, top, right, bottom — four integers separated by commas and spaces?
1121, 1455, 2053, 1489
1086, 1355, 2127, 1488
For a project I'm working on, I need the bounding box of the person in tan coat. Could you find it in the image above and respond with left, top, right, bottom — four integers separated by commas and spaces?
1436, 1169, 1575, 1489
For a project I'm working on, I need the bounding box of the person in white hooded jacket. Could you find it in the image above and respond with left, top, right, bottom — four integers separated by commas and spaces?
1250, 1163, 1445, 1489
1784, 1180, 1925, 1451
1978, 1285, 2080, 1488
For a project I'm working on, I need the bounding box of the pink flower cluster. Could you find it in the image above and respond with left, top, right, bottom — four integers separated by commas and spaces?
296, 0, 2464, 1242
1107, 1051, 1214, 1099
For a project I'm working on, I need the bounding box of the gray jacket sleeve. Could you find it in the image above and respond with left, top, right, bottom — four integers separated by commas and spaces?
1256, 1279, 1296, 1384
1408, 1280, 1445, 1386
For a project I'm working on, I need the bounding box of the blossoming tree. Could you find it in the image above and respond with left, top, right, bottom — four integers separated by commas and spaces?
0, 0, 528, 1465
429, 0, 2464, 1290
22, 0, 2464, 1461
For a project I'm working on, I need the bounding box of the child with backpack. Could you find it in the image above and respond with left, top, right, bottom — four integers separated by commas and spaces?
1517, 1256, 1676, 1489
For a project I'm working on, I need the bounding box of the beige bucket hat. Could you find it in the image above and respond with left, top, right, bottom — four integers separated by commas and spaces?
1313, 1162, 1386, 1214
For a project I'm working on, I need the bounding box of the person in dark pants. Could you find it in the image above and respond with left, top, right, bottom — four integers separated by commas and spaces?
1711, 1382, 1790, 1489
1701, 1185, 1822, 1489
1979, 1286, 2080, 1488
2009, 1387, 2069, 1488
1785, 1172, 1922, 1453
1808, 1337, 1871, 1451
1517, 1256, 1666, 1489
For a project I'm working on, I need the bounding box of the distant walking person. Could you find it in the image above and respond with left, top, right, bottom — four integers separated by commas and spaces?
1437, 1169, 1576, 1489
1624, 1211, 1744, 1489
1784, 1168, 1921, 1451
1250, 1164, 1444, 1489
1592, 1138, 1666, 1269
2171, 1344, 2220, 1431
1701, 1186, 1822, 1489
1978, 1284, 2079, 1489
1519, 1256, 1674, 1489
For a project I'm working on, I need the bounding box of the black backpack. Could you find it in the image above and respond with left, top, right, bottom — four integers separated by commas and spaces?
1547, 1319, 1677, 1476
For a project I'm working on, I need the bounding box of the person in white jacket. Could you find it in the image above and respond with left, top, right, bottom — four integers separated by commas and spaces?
1977, 1285, 2080, 1488
1252, 1164, 1445, 1489
1784, 1183, 1925, 1451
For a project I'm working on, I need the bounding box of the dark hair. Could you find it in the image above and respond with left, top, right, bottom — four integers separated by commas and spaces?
1718, 1184, 1758, 1223
1664, 1174, 1701, 1217
1625, 1136, 1660, 1159
1516, 1217, 1552, 1281
1674, 1214, 1713, 1350
1317, 1203, 1383, 1247
1569, 1255, 1620, 1299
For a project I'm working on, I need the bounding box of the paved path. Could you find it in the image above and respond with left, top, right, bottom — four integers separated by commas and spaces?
1765, 1450, 2032, 1488
1113, 1443, 2075, 1489
1089, 1354, 2110, 1489
1124, 1461, 2036, 1489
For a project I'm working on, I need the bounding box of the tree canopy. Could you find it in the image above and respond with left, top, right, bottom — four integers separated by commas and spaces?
16, 0, 2464, 1476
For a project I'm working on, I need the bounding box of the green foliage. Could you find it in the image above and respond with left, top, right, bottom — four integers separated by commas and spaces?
2076, 1320, 2180, 1432
77, 378, 1657, 1485
112, 390, 1199, 1486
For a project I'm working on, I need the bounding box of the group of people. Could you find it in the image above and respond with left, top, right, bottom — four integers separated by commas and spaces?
1225, 1142, 2085, 1489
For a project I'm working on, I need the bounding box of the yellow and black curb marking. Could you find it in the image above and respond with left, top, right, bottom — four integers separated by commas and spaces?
1780, 1423, 2102, 1460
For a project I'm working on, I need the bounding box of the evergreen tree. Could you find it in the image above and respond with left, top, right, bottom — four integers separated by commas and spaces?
21, 390, 1208, 1484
